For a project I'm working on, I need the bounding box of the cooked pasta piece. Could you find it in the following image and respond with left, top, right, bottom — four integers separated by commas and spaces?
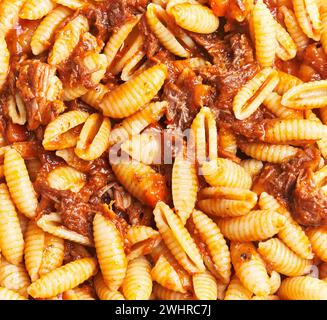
224, 275, 253, 300
252, 0, 276, 67
63, 286, 95, 300
201, 158, 252, 189
27, 257, 98, 299
93, 214, 127, 291
293, 0, 321, 41
53, 0, 86, 9
275, 70, 303, 96
0, 0, 25, 35
81, 84, 109, 110
151, 254, 186, 293
322, 4, 327, 54
190, 107, 218, 164
43, 110, 89, 150
231, 242, 271, 297
239, 142, 300, 163
279, 5, 310, 54
122, 257, 152, 300
111, 160, 169, 208
193, 271, 218, 300
19, 0, 56, 20
37, 212, 93, 247
0, 286, 27, 300
281, 80, 327, 109
0, 259, 30, 298
7, 94, 27, 125
153, 283, 193, 300
192, 210, 231, 284
146, 4, 192, 58
108, 101, 167, 146
263, 92, 303, 119
218, 128, 237, 157
154, 202, 205, 274
216, 210, 286, 242
170, 3, 219, 34
259, 192, 313, 260
0, 184, 24, 266
306, 227, 327, 263
251, 295, 280, 300
275, 19, 297, 61
258, 238, 312, 276
172, 149, 198, 224
94, 273, 125, 300
269, 271, 281, 294
233, 68, 279, 120
74, 114, 111, 161
100, 64, 167, 118
263, 119, 327, 143
240, 159, 263, 178
197, 187, 257, 218
48, 15, 89, 66
278, 276, 327, 300
0, 36, 9, 91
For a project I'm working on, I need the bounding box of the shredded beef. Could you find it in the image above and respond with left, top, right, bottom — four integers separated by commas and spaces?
303, 44, 327, 80
16, 60, 63, 130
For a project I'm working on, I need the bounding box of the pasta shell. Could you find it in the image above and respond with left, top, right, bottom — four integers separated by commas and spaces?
53, 0, 86, 9
275, 20, 297, 61
224, 275, 252, 300
0, 0, 25, 36
306, 227, 327, 263
0, 36, 9, 91
19, 0, 56, 20
192, 272, 218, 300
321, 4, 327, 55
240, 159, 263, 178
153, 283, 193, 300
100, 64, 167, 118
94, 273, 125, 300
0, 287, 26, 300
233, 68, 279, 120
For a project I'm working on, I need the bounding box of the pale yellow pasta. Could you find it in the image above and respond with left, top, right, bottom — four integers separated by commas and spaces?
100, 64, 167, 118
313, 164, 327, 187
252, 0, 276, 67
170, 3, 219, 34
192, 272, 218, 300
216, 210, 286, 242
48, 15, 89, 65
240, 159, 263, 177
281, 80, 327, 109
122, 256, 152, 300
43, 110, 89, 150
153, 283, 193, 300
109, 101, 167, 146
321, 4, 327, 54
81, 84, 110, 110
239, 142, 300, 163
0, 286, 27, 300
263, 119, 327, 143
37, 212, 93, 247
0, 36, 9, 91
121, 131, 161, 165
259, 192, 313, 260
275, 20, 297, 61
233, 68, 279, 120
19, 0, 56, 20
151, 254, 186, 293
0, 184, 24, 266
104, 16, 141, 68
278, 276, 327, 300
27, 257, 98, 299
172, 149, 198, 224
7, 94, 27, 125
0, 259, 30, 298
74, 114, 111, 161
251, 295, 280, 300
275, 70, 304, 96
306, 227, 327, 263
111, 160, 168, 208
293, 0, 321, 41
197, 187, 258, 218
146, 4, 191, 58
93, 213, 127, 291
279, 6, 310, 54
53, 0, 85, 9
224, 275, 252, 300
154, 201, 205, 274
269, 271, 281, 294
24, 221, 45, 282
31, 5, 71, 52
0, 0, 25, 36
63, 286, 95, 300
192, 210, 231, 284
120, 50, 147, 81
126, 226, 160, 246
231, 242, 271, 297
94, 273, 125, 300
190, 107, 218, 164
38, 234, 65, 277
258, 238, 312, 276
201, 158, 252, 189
263, 92, 303, 119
